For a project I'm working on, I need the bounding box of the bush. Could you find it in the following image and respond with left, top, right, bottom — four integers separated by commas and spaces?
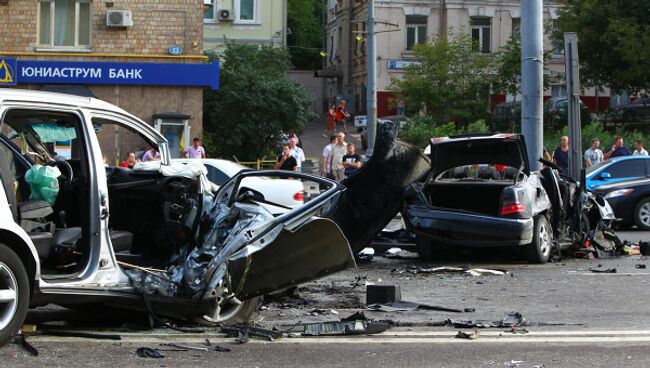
543, 122, 648, 153
400, 117, 489, 148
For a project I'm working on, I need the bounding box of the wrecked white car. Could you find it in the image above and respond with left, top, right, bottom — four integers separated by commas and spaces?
0, 90, 430, 346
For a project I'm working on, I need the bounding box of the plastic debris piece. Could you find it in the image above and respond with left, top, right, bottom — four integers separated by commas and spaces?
455, 330, 479, 339
136, 347, 164, 359
14, 334, 38, 357
589, 268, 617, 273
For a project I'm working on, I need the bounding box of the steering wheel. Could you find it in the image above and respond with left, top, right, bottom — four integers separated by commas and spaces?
48, 160, 74, 185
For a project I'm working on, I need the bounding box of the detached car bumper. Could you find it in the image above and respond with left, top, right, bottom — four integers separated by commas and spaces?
405, 205, 534, 246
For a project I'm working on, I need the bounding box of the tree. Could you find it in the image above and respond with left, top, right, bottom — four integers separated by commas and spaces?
287, 0, 323, 70
390, 35, 495, 125
203, 43, 315, 161
554, 0, 650, 92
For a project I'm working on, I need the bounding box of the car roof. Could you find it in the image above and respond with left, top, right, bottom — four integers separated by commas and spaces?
0, 88, 131, 115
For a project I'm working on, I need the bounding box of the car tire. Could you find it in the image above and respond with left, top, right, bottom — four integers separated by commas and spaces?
0, 243, 30, 347
634, 198, 650, 230
525, 215, 553, 264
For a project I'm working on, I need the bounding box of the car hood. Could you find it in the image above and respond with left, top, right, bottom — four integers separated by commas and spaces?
425, 134, 530, 177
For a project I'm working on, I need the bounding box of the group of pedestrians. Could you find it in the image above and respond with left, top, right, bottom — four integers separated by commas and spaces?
320, 132, 362, 181
551, 135, 647, 173
326, 100, 351, 134
118, 137, 206, 168
274, 137, 306, 173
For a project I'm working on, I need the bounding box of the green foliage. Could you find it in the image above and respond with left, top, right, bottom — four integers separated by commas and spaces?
390, 35, 495, 125
493, 37, 552, 97
203, 43, 315, 161
287, 0, 323, 70
554, 0, 650, 92
400, 117, 490, 148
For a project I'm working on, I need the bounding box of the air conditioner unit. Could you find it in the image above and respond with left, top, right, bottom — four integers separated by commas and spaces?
106, 10, 133, 27
218, 9, 235, 21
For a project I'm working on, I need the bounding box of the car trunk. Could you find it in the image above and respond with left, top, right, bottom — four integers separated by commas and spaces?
423, 181, 511, 217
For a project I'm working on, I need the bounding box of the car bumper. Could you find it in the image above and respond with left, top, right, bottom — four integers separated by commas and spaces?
405, 205, 534, 246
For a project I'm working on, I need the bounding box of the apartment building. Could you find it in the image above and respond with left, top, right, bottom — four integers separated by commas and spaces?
0, 0, 219, 161
322, 0, 609, 117
203, 0, 287, 52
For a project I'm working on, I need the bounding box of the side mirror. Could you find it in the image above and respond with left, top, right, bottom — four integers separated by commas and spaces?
600, 172, 612, 179
236, 187, 265, 203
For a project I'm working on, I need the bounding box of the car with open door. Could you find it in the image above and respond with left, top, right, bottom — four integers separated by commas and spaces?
0, 90, 430, 346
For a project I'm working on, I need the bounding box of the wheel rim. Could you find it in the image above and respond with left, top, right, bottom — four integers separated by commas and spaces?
0, 262, 18, 331
538, 220, 552, 257
202, 292, 244, 324
640, 202, 650, 227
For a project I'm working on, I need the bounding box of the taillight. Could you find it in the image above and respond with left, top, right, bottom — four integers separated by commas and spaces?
501, 200, 526, 216
293, 192, 304, 201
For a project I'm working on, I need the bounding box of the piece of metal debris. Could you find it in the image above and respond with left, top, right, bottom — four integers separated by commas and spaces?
589, 268, 617, 273
635, 264, 646, 269
302, 320, 390, 336
366, 284, 402, 305
405, 266, 508, 276
450, 312, 525, 328
136, 347, 164, 359
160, 343, 208, 352
455, 330, 479, 339
365, 301, 464, 313
222, 324, 283, 342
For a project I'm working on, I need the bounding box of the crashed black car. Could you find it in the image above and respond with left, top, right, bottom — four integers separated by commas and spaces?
403, 133, 617, 263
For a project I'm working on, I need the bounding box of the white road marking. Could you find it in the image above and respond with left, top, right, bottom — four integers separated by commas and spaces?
26, 330, 650, 344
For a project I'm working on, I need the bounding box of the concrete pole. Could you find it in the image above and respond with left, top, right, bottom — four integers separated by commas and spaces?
520, 0, 544, 171
565, 32, 582, 180
365, 0, 377, 156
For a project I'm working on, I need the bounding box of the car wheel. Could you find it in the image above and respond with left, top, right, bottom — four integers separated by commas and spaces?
634, 198, 650, 230
525, 215, 553, 264
195, 296, 261, 326
0, 243, 30, 346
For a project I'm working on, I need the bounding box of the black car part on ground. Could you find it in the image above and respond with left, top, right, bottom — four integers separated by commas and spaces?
330, 121, 431, 253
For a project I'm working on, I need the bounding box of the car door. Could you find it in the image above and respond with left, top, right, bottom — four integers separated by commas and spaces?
594, 159, 645, 188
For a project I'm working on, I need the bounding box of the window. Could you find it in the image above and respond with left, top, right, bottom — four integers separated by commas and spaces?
204, 0, 217, 22
511, 18, 521, 39
38, 0, 91, 48
470, 17, 491, 53
406, 15, 427, 50
606, 160, 645, 179
206, 166, 231, 186
550, 21, 564, 57
236, 0, 257, 22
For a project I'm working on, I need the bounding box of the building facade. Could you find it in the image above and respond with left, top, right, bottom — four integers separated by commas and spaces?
0, 0, 213, 162
203, 0, 287, 52
323, 0, 609, 118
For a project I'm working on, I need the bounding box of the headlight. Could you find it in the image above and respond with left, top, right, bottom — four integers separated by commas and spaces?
604, 189, 633, 199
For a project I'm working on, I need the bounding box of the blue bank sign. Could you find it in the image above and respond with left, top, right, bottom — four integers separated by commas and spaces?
0, 57, 219, 90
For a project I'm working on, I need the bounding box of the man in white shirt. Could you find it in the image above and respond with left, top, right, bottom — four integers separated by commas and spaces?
328, 132, 348, 181
583, 138, 604, 167
633, 140, 649, 156
321, 135, 336, 178
289, 137, 305, 173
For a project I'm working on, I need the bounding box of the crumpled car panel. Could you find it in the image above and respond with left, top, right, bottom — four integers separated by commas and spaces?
228, 218, 355, 300
330, 122, 431, 253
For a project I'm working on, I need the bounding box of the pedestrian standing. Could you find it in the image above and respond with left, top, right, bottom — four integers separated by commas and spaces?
326, 104, 337, 134
552, 136, 569, 174
342, 143, 362, 177
583, 138, 604, 167
275, 145, 298, 172
184, 137, 206, 159
604, 136, 630, 159
321, 135, 336, 178
289, 137, 305, 173
633, 140, 648, 156
336, 100, 350, 132
329, 132, 348, 181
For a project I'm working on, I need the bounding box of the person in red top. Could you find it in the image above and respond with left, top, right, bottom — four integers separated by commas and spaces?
336, 100, 350, 132
326, 104, 337, 134
119, 152, 138, 169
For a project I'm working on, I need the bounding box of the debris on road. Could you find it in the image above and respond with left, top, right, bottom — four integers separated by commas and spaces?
365, 302, 464, 313
382, 247, 419, 260
449, 312, 525, 328
455, 330, 479, 339
589, 268, 617, 273
302, 320, 390, 336
636, 264, 646, 269
357, 247, 375, 263
136, 347, 164, 359
14, 334, 38, 357
221, 324, 283, 342
503, 360, 524, 367
402, 266, 508, 277
366, 284, 401, 305
160, 343, 209, 352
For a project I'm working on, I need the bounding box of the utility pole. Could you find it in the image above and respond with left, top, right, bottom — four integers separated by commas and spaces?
565, 32, 582, 180
520, 0, 543, 171
365, 0, 377, 156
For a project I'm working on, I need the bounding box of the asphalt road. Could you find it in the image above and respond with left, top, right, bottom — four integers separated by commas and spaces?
1, 229, 648, 367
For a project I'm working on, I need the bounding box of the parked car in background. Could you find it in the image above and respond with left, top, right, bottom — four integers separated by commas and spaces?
585, 156, 650, 191
490, 101, 521, 131
543, 97, 591, 128
403, 133, 616, 263
174, 158, 305, 208
595, 178, 650, 230
613, 97, 650, 124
